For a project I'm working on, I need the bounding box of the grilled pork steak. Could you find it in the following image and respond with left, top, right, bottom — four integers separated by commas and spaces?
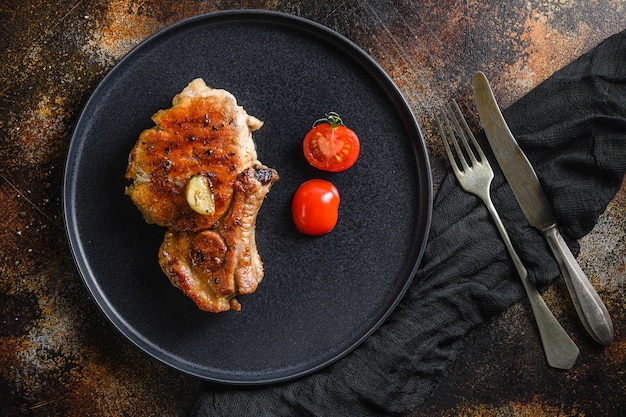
125, 78, 278, 312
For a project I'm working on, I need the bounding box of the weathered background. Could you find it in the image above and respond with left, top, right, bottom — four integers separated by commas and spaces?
1, 0, 624, 415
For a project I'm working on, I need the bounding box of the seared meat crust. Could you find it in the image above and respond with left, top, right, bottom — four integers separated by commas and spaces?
125, 79, 278, 312
158, 166, 274, 312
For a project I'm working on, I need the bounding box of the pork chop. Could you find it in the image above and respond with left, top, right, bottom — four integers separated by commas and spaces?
125, 78, 278, 312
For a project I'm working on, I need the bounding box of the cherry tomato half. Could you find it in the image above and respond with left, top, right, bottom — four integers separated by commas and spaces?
292, 179, 340, 236
303, 112, 360, 172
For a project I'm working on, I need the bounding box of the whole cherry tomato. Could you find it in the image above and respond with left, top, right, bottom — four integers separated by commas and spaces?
303, 112, 360, 172
292, 179, 340, 236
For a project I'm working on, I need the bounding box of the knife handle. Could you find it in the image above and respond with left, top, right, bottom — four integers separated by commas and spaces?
543, 224, 614, 346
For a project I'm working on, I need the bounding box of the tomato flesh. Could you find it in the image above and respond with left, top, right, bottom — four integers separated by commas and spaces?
292, 179, 340, 236
303, 123, 360, 172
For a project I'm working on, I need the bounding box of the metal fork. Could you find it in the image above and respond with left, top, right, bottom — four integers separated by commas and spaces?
435, 100, 579, 370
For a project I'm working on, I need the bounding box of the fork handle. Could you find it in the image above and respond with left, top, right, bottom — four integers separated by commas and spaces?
483, 198, 580, 369
543, 224, 614, 346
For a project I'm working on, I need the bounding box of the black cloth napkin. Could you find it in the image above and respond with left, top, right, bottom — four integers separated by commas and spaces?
192, 30, 626, 416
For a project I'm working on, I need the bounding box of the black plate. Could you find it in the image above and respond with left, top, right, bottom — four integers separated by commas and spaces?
64, 10, 432, 384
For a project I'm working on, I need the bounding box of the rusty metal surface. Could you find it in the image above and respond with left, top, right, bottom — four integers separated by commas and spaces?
0, 0, 624, 415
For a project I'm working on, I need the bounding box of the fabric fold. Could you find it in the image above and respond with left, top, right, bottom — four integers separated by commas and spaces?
192, 29, 626, 417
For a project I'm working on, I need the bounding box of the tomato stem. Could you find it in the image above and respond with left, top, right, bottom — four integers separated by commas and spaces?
313, 111, 344, 129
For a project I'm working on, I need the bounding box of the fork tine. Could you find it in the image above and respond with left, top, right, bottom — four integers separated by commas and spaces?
444, 101, 480, 167
449, 100, 488, 163
434, 108, 463, 174
442, 102, 471, 172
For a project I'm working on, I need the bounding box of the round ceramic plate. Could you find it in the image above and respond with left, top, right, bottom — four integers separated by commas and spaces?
64, 10, 432, 384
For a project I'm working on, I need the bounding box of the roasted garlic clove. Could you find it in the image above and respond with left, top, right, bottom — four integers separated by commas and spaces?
186, 174, 215, 215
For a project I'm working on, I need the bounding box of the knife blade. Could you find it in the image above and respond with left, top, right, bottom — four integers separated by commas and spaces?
472, 71, 614, 346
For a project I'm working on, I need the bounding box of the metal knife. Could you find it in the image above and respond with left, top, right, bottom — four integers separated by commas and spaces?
472, 71, 614, 346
